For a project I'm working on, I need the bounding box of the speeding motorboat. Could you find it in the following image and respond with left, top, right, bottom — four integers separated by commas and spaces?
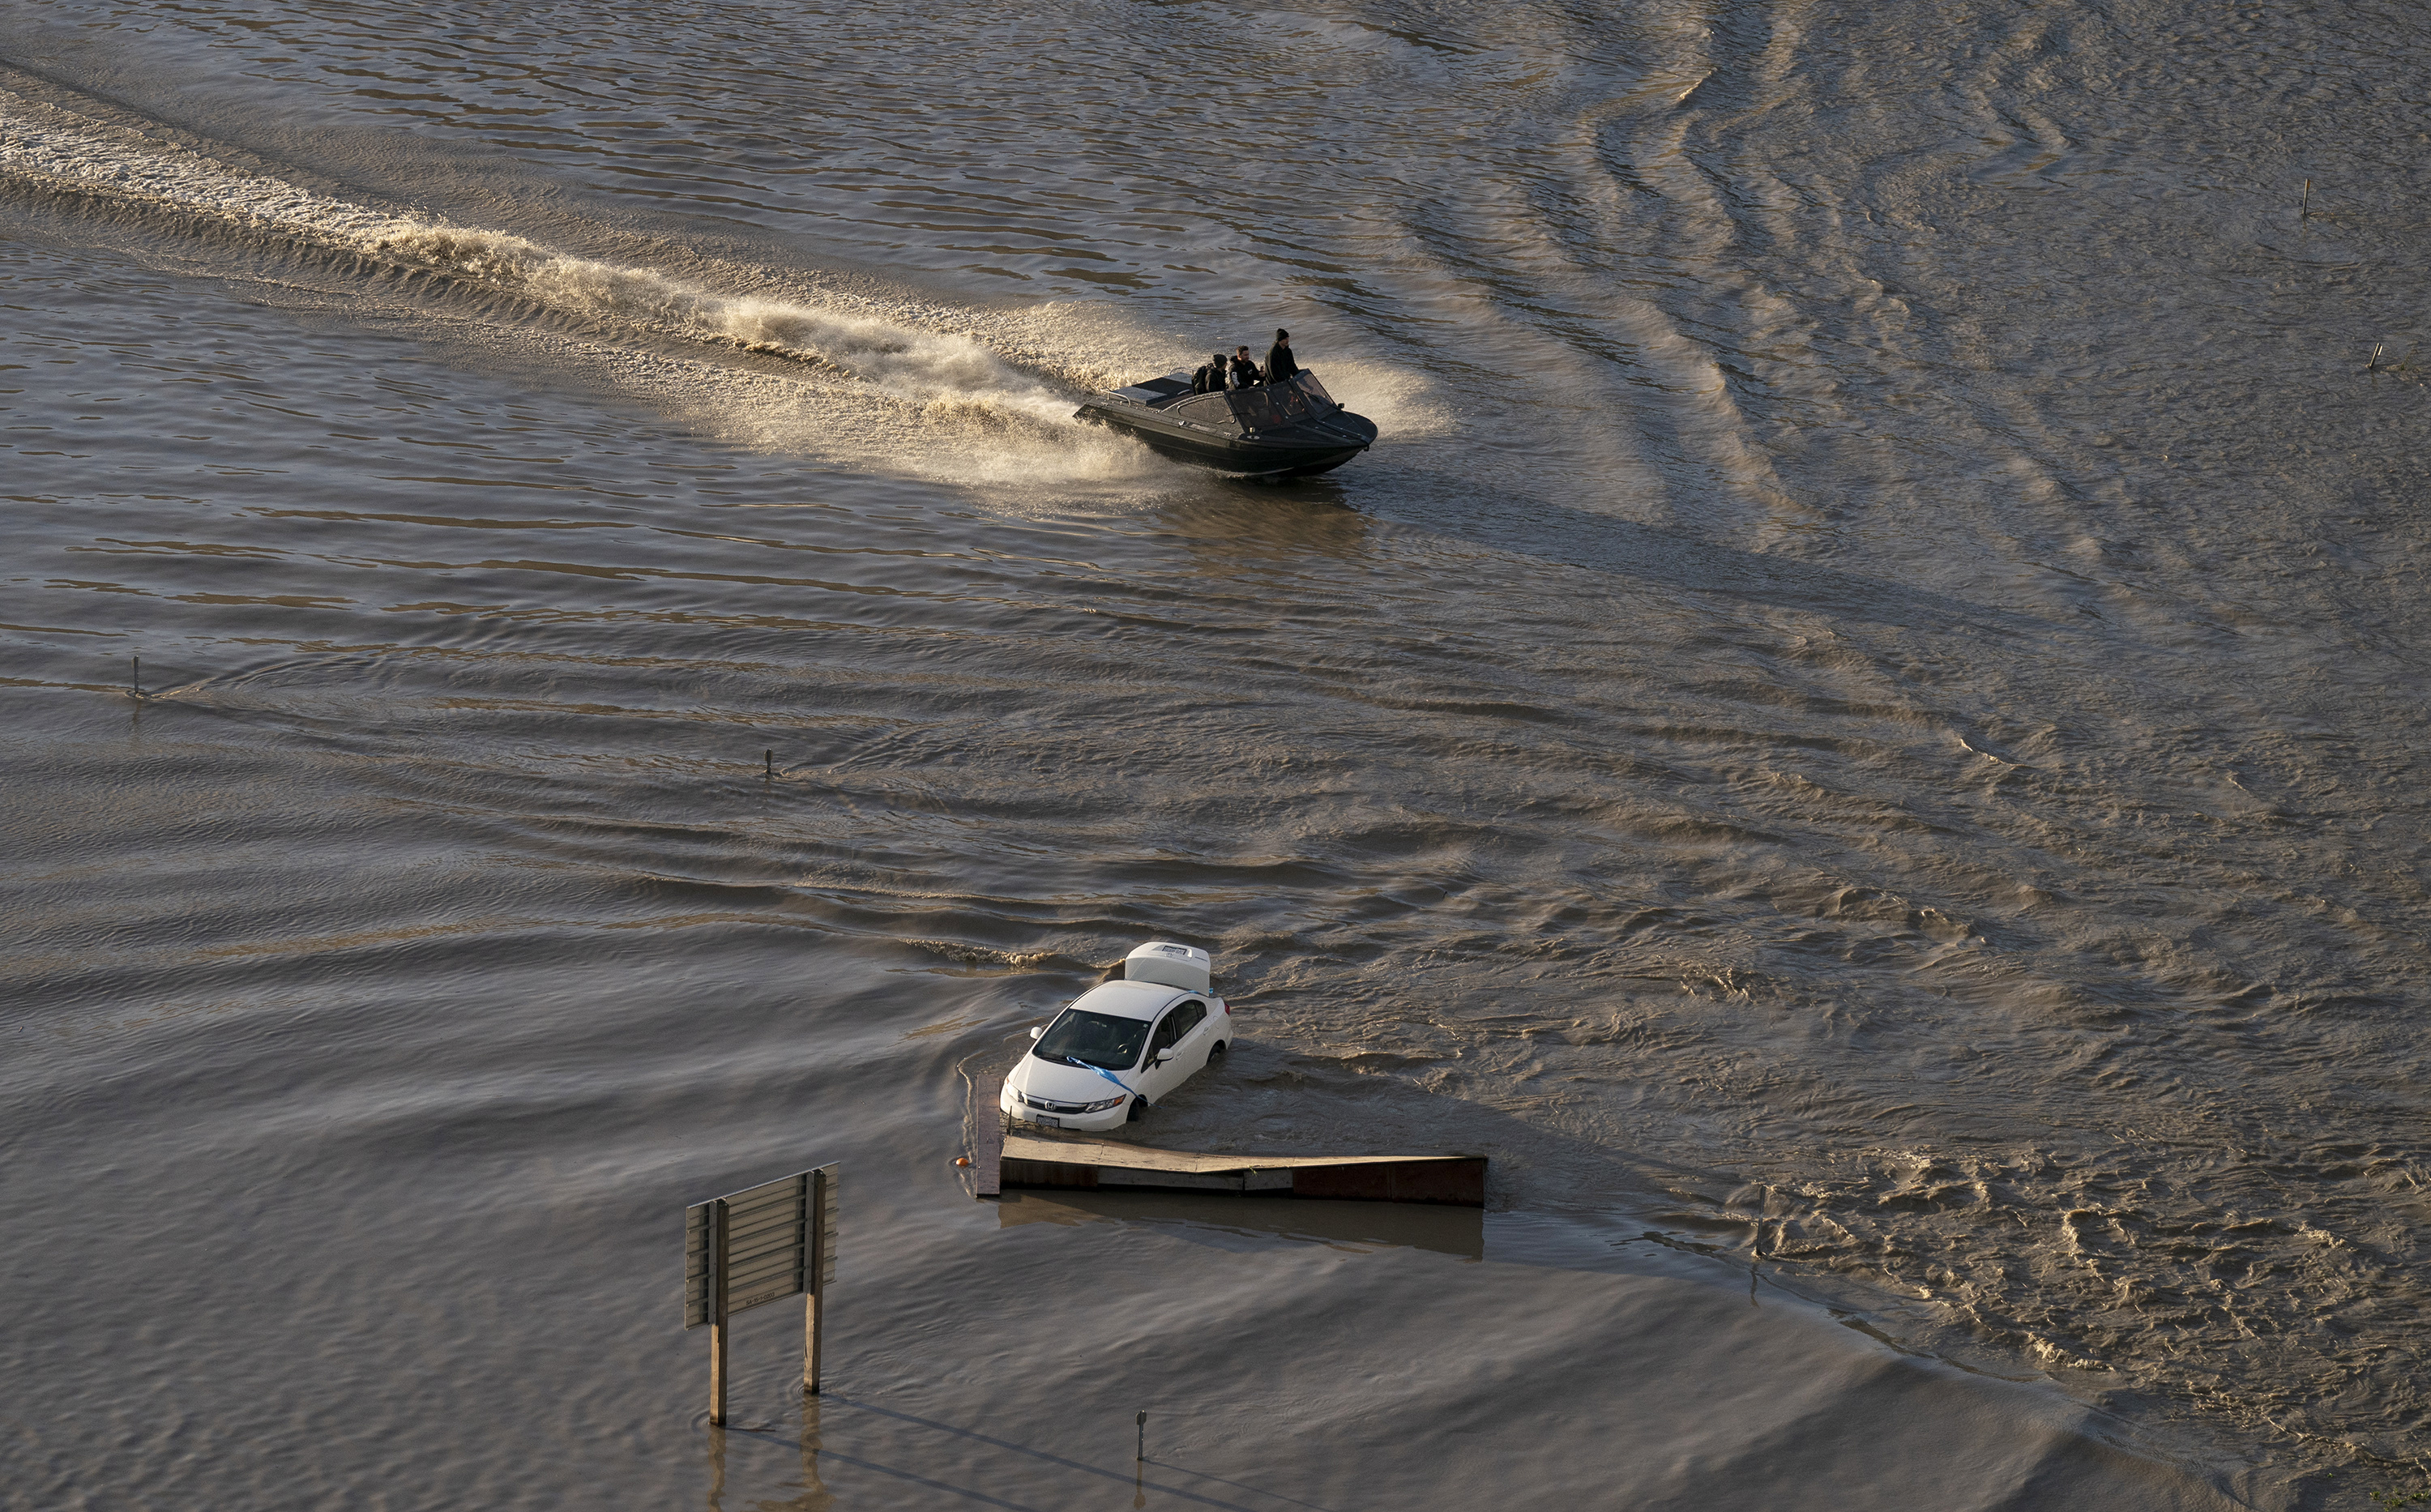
1073, 369, 1378, 479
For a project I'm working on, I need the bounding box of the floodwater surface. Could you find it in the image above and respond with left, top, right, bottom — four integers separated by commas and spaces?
2, 2, 2425, 1509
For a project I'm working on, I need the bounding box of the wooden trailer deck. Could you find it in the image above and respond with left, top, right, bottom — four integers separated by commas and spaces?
963, 1063, 1485, 1206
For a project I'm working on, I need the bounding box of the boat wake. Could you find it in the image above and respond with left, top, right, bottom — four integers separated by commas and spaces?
0, 88, 1173, 485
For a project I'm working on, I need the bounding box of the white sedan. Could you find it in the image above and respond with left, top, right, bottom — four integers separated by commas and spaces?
1001, 942, 1229, 1133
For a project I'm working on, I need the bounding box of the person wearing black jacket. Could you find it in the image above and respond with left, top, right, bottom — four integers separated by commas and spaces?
1228, 347, 1262, 388
1266, 328, 1300, 384
1191, 352, 1228, 393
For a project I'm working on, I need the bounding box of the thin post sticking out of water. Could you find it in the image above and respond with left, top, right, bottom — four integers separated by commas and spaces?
708, 1198, 731, 1426
764, 749, 775, 779
2367, 341, 2385, 373
805, 1166, 832, 1397
1136, 1412, 1147, 1461
130, 656, 141, 699
2300, 177, 2311, 219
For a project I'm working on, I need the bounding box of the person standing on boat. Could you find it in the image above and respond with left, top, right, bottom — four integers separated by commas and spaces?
1266, 328, 1300, 385
1192, 352, 1228, 393
1228, 347, 1262, 389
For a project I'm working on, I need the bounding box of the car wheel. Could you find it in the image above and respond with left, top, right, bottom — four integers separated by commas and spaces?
1127, 1096, 1147, 1123
1209, 1041, 1226, 1064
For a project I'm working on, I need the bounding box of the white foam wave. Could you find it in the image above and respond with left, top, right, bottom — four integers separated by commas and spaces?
1314, 359, 1455, 440
0, 90, 1079, 425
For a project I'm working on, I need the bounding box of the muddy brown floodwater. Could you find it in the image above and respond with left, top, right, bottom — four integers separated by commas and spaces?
2, 1, 2426, 1507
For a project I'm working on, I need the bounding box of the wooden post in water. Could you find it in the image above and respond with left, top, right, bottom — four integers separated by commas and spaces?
804, 1168, 831, 1395
708, 1198, 731, 1426
802, 1259, 823, 1395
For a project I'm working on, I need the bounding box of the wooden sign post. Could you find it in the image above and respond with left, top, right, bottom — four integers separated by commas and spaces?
707, 1198, 730, 1422
805, 1166, 835, 1395
686, 1163, 837, 1425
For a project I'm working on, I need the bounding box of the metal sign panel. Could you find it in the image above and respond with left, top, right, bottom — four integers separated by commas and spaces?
685, 1164, 836, 1329
816, 1168, 837, 1291
683, 1202, 716, 1330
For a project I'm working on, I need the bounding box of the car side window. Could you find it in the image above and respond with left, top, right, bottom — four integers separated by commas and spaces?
1151, 1003, 1197, 1056
1166, 1002, 1205, 1044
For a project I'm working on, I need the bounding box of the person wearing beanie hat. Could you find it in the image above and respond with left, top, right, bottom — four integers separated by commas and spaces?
1266, 327, 1301, 384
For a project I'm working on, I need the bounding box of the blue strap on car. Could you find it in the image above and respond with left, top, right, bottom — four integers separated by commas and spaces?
1091, 1066, 1135, 1101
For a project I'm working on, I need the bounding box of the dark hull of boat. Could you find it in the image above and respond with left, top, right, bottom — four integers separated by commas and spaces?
1074, 399, 1378, 478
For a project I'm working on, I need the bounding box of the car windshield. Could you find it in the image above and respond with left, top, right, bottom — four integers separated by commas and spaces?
1032, 1009, 1150, 1071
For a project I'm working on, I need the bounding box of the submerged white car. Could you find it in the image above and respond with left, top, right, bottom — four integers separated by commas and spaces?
1001, 942, 1229, 1133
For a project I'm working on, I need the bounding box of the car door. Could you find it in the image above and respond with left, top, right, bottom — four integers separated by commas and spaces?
1139, 1002, 1197, 1100
1169, 1000, 1215, 1075
1147, 1001, 1211, 1098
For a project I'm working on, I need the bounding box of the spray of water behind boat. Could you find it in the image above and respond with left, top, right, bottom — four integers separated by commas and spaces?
0, 88, 1115, 449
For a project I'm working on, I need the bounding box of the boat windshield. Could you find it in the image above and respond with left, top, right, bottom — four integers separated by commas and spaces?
1032, 1009, 1150, 1071
1152, 370, 1339, 435
1225, 370, 1337, 430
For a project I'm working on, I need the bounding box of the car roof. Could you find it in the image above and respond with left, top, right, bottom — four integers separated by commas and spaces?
1069, 980, 1193, 1022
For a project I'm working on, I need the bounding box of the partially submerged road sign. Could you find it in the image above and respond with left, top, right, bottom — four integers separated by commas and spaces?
686, 1167, 837, 1323
685, 1163, 837, 1425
